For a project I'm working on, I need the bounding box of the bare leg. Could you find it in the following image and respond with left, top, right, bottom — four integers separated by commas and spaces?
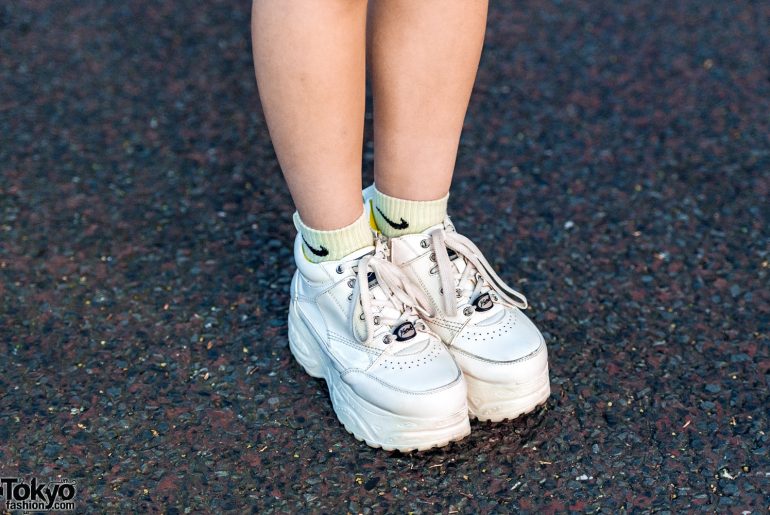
252, 0, 368, 230
367, 0, 488, 201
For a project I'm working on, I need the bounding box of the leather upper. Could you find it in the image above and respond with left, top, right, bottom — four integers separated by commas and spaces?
290, 233, 467, 416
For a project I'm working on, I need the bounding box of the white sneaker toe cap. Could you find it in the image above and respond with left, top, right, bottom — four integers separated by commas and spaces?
450, 308, 548, 384
341, 340, 467, 418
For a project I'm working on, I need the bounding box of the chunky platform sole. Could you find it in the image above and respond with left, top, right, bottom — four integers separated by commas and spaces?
287, 304, 471, 452
464, 363, 551, 422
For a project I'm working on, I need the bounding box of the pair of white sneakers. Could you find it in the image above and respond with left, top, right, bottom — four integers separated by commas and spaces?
287, 187, 550, 451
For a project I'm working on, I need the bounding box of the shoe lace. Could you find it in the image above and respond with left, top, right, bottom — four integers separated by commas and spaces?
429, 227, 528, 317
345, 238, 435, 345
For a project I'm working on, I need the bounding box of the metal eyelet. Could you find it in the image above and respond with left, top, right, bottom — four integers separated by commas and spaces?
347, 293, 353, 300
429, 267, 438, 275
359, 313, 365, 320
429, 252, 436, 262
336, 265, 344, 274
463, 306, 474, 316
382, 335, 393, 345
456, 288, 462, 298
420, 239, 430, 249
347, 279, 355, 288
373, 316, 380, 325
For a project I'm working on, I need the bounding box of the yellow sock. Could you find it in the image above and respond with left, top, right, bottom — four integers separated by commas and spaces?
372, 186, 448, 237
293, 208, 374, 263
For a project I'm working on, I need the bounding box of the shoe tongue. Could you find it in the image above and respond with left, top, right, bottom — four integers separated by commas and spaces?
351, 275, 424, 345
348, 259, 403, 342
342, 245, 376, 262
421, 217, 455, 234
424, 222, 444, 232
352, 302, 422, 345
423, 229, 487, 310
344, 244, 429, 345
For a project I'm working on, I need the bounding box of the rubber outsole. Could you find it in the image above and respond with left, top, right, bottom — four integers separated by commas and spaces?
465, 364, 551, 423
343, 424, 471, 453
469, 396, 550, 423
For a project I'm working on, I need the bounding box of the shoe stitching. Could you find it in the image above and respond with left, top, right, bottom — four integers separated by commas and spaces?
451, 336, 546, 365
323, 283, 348, 319
463, 310, 515, 338
397, 247, 430, 268
328, 331, 379, 355
340, 367, 464, 396
427, 317, 464, 331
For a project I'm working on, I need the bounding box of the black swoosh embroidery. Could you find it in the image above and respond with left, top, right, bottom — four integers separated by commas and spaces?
302, 236, 329, 257
375, 207, 409, 230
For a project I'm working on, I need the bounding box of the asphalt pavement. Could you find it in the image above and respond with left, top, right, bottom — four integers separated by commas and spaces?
1, 0, 769, 512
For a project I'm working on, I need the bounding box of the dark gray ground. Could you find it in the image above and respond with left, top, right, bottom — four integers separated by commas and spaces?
1, 0, 769, 512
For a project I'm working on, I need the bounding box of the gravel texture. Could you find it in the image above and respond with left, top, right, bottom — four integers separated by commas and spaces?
1, 0, 769, 512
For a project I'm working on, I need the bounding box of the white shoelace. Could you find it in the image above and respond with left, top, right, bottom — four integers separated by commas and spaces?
342, 239, 434, 346
429, 228, 528, 317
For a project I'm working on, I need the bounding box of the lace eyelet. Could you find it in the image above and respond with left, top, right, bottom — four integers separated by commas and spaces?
373, 316, 380, 325
359, 313, 365, 320
429, 252, 436, 262
456, 288, 462, 298
420, 239, 430, 249
382, 335, 393, 345
429, 267, 438, 275
347, 279, 355, 288
463, 306, 474, 316
336, 265, 344, 274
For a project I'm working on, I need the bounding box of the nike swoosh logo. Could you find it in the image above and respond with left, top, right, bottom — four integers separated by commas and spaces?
375, 207, 409, 230
302, 236, 329, 257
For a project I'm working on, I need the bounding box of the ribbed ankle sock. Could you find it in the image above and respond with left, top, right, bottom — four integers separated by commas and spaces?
371, 186, 449, 237
293, 208, 374, 263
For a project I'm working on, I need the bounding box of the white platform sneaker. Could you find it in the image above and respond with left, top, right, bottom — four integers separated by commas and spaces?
363, 191, 550, 422
288, 232, 471, 451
